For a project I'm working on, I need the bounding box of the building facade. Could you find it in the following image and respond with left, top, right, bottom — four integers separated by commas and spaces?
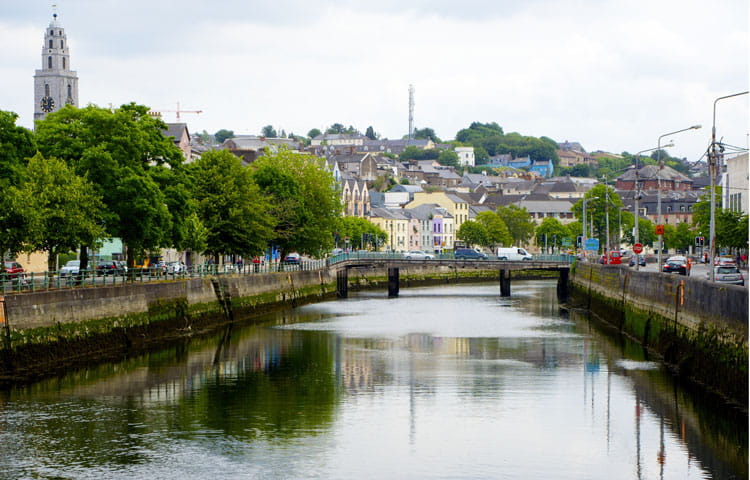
34, 11, 78, 122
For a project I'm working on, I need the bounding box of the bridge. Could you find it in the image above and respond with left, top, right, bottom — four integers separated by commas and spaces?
329, 253, 573, 300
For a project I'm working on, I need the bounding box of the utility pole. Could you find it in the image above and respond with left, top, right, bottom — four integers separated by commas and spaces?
632, 145, 670, 270
709, 91, 748, 281
604, 175, 610, 254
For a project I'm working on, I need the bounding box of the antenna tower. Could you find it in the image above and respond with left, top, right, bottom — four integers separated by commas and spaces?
408, 84, 414, 141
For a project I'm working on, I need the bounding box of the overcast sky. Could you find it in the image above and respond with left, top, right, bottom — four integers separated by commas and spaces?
2, 0, 747, 161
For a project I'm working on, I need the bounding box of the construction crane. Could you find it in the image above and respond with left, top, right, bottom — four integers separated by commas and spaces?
148, 101, 203, 121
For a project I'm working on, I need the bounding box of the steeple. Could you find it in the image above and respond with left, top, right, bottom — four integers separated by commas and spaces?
34, 6, 79, 122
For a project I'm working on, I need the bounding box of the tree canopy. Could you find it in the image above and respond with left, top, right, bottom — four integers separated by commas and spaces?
496, 205, 535, 246
454, 121, 558, 167
189, 150, 275, 260
252, 148, 341, 258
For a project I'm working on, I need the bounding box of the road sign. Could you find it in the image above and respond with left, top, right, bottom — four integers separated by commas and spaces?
633, 243, 643, 254
585, 238, 599, 251
655, 225, 665, 235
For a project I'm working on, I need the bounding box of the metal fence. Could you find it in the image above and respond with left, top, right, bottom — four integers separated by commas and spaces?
1, 253, 576, 295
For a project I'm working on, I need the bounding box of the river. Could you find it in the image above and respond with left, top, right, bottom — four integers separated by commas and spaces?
0, 280, 745, 479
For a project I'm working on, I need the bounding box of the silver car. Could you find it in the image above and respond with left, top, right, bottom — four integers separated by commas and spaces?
60, 260, 80, 277
404, 250, 435, 260
707, 266, 744, 286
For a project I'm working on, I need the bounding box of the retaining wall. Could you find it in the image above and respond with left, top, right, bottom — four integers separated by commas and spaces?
570, 263, 748, 405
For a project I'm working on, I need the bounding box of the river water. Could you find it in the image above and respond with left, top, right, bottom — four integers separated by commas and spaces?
0, 280, 745, 479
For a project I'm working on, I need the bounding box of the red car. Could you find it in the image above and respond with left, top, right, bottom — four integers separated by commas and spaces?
2, 261, 25, 280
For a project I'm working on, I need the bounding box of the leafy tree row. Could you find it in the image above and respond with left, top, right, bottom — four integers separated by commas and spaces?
0, 105, 344, 271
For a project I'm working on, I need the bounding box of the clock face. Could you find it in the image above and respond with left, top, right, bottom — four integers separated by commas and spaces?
40, 96, 55, 113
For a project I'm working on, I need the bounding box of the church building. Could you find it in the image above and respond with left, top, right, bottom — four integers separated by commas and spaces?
34, 10, 79, 121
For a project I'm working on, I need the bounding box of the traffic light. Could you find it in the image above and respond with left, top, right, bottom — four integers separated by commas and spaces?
694, 236, 704, 247
576, 235, 583, 247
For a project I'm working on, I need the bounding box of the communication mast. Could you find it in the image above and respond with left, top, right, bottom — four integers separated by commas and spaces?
408, 84, 414, 141
148, 101, 203, 121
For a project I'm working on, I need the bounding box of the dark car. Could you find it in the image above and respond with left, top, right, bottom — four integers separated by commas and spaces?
96, 260, 126, 275
629, 256, 646, 267
662, 256, 690, 276
454, 248, 488, 260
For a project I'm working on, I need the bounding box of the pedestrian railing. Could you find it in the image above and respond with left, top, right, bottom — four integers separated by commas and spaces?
1, 253, 576, 294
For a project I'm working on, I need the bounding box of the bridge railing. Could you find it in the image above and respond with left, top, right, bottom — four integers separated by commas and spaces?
0, 253, 575, 294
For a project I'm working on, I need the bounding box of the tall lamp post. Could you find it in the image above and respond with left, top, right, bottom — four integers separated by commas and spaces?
633, 144, 672, 270
709, 91, 748, 281
582, 195, 599, 260
656, 125, 701, 269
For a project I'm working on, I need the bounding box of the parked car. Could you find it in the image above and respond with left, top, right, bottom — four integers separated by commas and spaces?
663, 255, 691, 276
496, 247, 533, 261
629, 256, 646, 267
166, 261, 186, 274
714, 255, 736, 267
284, 252, 301, 264
404, 250, 435, 260
454, 248, 488, 260
60, 260, 81, 277
96, 260, 126, 275
708, 265, 744, 286
2, 261, 25, 280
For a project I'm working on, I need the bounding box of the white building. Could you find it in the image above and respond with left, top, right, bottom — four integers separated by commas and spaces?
455, 146, 475, 167
34, 10, 78, 121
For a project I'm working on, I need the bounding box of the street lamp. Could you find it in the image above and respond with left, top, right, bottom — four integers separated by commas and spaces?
618, 205, 631, 248
709, 91, 748, 281
632, 144, 672, 270
656, 125, 701, 269
582, 195, 599, 259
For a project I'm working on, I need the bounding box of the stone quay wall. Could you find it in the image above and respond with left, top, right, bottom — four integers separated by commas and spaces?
570, 263, 748, 405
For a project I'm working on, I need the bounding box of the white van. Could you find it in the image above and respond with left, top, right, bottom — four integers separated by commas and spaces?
496, 247, 533, 261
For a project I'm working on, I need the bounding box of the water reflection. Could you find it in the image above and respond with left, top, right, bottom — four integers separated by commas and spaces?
0, 280, 744, 479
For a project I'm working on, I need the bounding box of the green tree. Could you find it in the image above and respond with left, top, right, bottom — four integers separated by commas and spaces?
326, 123, 346, 134
365, 126, 377, 140
252, 148, 341, 259
496, 205, 535, 246
0, 186, 37, 261
475, 211, 512, 246
214, 129, 235, 144
437, 150, 459, 168
571, 185, 624, 251
400, 147, 439, 161
413, 127, 441, 143
663, 222, 694, 253
35, 103, 185, 268
22, 153, 106, 270
457, 220, 490, 248
0, 110, 36, 186
261, 125, 277, 138
307, 128, 322, 139
189, 150, 275, 261
535, 217, 570, 253
335, 217, 387, 250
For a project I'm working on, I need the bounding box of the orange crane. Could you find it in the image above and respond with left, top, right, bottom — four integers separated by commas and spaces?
148, 101, 203, 121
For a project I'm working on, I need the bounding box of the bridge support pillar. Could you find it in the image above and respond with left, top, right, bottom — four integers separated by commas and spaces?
388, 267, 400, 297
499, 269, 511, 297
556, 269, 569, 303
336, 269, 348, 298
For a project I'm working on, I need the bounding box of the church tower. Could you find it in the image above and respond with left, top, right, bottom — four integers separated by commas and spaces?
34, 9, 79, 121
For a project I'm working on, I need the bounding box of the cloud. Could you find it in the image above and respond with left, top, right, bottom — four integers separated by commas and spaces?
1, 0, 746, 160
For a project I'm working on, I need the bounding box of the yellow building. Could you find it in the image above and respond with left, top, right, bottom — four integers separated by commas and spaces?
369, 207, 410, 252
406, 191, 470, 233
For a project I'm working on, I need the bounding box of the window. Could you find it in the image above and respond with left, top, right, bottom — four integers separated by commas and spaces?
67, 85, 72, 97
49, 39, 53, 48
45, 84, 50, 96
61, 40, 64, 48
62, 57, 66, 69
48, 56, 52, 69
